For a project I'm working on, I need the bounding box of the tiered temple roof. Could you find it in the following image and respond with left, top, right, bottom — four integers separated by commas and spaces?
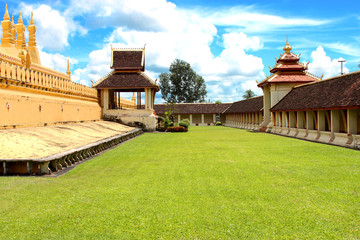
271, 71, 360, 112
257, 39, 321, 87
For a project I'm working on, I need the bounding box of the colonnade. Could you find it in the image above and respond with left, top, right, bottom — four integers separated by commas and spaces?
271, 109, 360, 148
225, 112, 263, 130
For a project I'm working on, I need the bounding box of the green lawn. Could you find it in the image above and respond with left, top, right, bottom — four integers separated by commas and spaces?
1, 126, 360, 239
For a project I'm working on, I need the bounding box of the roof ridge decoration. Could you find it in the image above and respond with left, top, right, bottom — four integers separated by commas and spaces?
92, 70, 115, 87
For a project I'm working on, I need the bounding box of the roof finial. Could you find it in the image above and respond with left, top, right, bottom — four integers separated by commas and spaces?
283, 35, 292, 54
4, 4, 10, 20
30, 12, 34, 25
18, 11, 23, 24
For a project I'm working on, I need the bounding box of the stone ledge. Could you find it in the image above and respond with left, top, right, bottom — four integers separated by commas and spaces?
0, 128, 143, 175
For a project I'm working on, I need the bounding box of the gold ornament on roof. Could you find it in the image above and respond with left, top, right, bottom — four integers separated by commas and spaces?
283, 36, 292, 54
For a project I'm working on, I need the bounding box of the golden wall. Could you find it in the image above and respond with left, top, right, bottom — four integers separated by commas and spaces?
0, 57, 101, 129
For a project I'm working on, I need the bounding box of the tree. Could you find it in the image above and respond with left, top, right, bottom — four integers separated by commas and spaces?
159, 59, 207, 103
243, 89, 256, 99
215, 100, 222, 104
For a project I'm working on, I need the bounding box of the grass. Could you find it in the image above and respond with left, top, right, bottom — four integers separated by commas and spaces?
0, 126, 360, 239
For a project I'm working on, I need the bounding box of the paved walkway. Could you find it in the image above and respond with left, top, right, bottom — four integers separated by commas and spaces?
0, 121, 136, 160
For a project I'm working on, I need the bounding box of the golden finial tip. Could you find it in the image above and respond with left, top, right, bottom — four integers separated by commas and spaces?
18, 11, 23, 23
4, 4, 10, 20
30, 11, 34, 25
283, 36, 292, 54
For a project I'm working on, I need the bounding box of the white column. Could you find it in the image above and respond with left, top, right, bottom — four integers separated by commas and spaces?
178, 115, 181, 123
297, 111, 304, 129
201, 114, 204, 124
318, 111, 325, 131
190, 114, 193, 125
103, 89, 109, 110
144, 88, 149, 109
347, 109, 357, 134
331, 110, 340, 133
213, 114, 216, 123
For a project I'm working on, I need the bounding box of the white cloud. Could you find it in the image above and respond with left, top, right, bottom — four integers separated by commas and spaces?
72, 44, 112, 86
39, 48, 78, 73
308, 46, 349, 79
66, 0, 177, 31
201, 6, 330, 33
19, 3, 86, 51
67, 0, 266, 101
325, 42, 360, 57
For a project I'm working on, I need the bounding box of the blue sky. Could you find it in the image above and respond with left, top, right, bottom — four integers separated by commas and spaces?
2, 0, 360, 103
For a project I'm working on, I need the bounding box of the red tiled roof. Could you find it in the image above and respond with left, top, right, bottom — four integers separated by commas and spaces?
111, 49, 144, 71
154, 103, 232, 115
94, 71, 158, 90
259, 73, 319, 86
271, 71, 360, 111
223, 96, 263, 114
270, 64, 305, 73
279, 53, 299, 61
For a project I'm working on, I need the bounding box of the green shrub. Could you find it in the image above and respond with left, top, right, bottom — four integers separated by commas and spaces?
179, 119, 190, 130
216, 121, 222, 126
179, 121, 189, 129
182, 119, 191, 125
164, 118, 173, 129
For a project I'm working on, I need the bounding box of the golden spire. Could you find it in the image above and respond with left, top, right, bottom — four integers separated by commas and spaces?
18, 11, 23, 24
30, 12, 34, 25
16, 11, 26, 49
4, 4, 10, 20
11, 15, 16, 45
283, 36, 292, 54
66, 58, 71, 77
28, 11, 37, 48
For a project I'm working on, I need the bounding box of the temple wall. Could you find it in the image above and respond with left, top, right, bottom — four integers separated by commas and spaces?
0, 86, 101, 128
0, 58, 101, 128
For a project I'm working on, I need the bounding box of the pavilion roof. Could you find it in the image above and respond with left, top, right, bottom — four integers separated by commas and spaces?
223, 96, 263, 114
271, 71, 360, 112
258, 40, 320, 87
110, 48, 145, 71
93, 71, 159, 91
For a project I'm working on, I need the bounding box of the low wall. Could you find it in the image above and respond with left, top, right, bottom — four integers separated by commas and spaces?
104, 109, 157, 131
